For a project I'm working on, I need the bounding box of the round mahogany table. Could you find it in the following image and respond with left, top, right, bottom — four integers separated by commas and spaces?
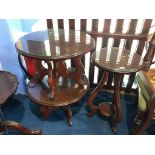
15, 29, 95, 125
87, 47, 143, 133
0, 71, 41, 134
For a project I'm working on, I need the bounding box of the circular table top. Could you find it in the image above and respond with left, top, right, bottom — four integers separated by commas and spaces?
0, 71, 18, 105
15, 29, 95, 60
92, 47, 143, 74
27, 75, 89, 107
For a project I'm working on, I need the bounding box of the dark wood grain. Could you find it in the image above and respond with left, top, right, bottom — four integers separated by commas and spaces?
89, 19, 98, 86
46, 19, 53, 29
58, 19, 64, 29
126, 19, 152, 91
15, 28, 95, 123
92, 47, 142, 74
87, 32, 147, 40
136, 19, 152, 56
0, 71, 18, 104
0, 71, 41, 135
15, 29, 95, 61
28, 75, 89, 107
125, 19, 138, 50
98, 19, 111, 83
80, 19, 87, 66
107, 19, 124, 87
89, 47, 143, 133
113, 19, 124, 47
69, 19, 75, 30
69, 19, 76, 67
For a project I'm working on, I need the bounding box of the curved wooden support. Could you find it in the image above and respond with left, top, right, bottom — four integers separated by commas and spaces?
111, 116, 117, 134
113, 73, 122, 123
46, 61, 58, 99
87, 72, 109, 117
63, 106, 72, 126
57, 57, 85, 87
0, 120, 42, 135
29, 60, 48, 87
70, 57, 85, 87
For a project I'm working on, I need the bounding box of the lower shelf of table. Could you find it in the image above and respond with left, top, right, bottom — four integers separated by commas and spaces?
27, 75, 89, 107
99, 102, 114, 117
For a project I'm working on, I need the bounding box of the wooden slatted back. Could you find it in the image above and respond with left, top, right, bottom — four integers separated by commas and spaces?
46, 19, 154, 91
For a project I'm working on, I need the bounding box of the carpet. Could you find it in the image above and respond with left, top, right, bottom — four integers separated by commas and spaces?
1, 90, 152, 135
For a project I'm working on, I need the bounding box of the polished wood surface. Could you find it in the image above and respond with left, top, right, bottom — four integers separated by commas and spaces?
0, 71, 41, 135
27, 75, 89, 107
0, 71, 18, 104
44, 19, 154, 91
15, 29, 95, 60
15, 29, 95, 125
87, 47, 143, 133
92, 47, 142, 73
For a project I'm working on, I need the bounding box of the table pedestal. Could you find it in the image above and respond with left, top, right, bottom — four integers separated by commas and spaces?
87, 72, 123, 134
27, 56, 89, 125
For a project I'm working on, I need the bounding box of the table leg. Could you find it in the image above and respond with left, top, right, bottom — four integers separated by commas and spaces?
57, 56, 85, 88
63, 106, 72, 126
87, 72, 109, 117
0, 120, 41, 135
111, 73, 123, 133
46, 61, 58, 99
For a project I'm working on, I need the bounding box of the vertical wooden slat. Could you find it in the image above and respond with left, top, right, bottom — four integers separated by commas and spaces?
89, 19, 99, 86
46, 19, 53, 29
80, 19, 87, 67
102, 19, 111, 47
126, 19, 152, 91
120, 19, 138, 89
136, 19, 152, 55
57, 19, 64, 29
125, 19, 138, 49
69, 19, 76, 67
69, 19, 75, 30
80, 19, 87, 31
113, 19, 124, 47
98, 19, 111, 82
107, 19, 124, 87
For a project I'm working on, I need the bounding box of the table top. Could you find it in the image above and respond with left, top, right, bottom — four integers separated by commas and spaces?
27, 75, 89, 106
0, 71, 18, 104
15, 29, 95, 60
92, 47, 143, 74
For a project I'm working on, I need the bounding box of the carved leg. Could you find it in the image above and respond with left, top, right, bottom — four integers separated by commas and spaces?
70, 57, 85, 88
40, 105, 56, 120
0, 120, 41, 135
46, 61, 58, 99
28, 60, 48, 88
132, 96, 155, 134
87, 72, 109, 117
111, 73, 122, 133
63, 106, 72, 126
111, 112, 117, 134
57, 57, 85, 88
